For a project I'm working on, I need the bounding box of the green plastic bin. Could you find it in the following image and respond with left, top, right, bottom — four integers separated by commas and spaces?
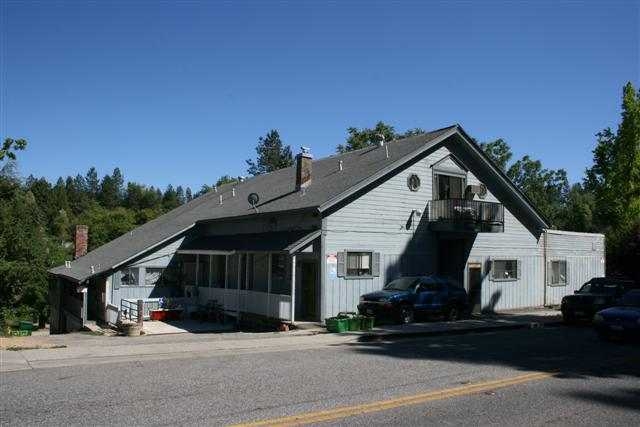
360, 316, 375, 331
347, 317, 361, 331
19, 321, 34, 331
326, 317, 349, 333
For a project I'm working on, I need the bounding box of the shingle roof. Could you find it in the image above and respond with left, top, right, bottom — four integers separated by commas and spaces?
48, 125, 462, 282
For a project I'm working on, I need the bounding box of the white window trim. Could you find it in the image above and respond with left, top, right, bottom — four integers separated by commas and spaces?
548, 259, 568, 287
491, 259, 519, 282
345, 250, 374, 279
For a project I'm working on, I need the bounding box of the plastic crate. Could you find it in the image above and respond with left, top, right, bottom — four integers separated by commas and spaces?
360, 316, 375, 331
325, 317, 349, 333
347, 317, 361, 331
19, 321, 34, 331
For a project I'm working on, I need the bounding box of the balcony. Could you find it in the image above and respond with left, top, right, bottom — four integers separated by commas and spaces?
428, 199, 504, 233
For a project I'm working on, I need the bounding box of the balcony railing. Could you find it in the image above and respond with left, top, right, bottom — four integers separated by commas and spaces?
428, 199, 504, 232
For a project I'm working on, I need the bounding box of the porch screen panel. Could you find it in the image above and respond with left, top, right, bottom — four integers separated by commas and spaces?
211, 255, 226, 288
270, 253, 290, 295
253, 253, 269, 293
198, 255, 210, 286
181, 254, 197, 286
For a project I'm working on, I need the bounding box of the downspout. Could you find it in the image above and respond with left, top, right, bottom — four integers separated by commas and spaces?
542, 229, 548, 307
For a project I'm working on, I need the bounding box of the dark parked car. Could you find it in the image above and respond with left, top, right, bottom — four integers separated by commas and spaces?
593, 290, 640, 341
357, 275, 468, 324
561, 277, 637, 323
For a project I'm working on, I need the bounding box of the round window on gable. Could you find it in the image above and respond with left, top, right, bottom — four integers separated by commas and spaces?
407, 174, 421, 192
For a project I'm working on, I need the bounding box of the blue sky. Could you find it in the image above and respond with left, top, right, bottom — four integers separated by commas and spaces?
2, 1, 638, 191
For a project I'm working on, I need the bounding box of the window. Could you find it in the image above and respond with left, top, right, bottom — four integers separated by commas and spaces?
492, 260, 518, 281
407, 174, 421, 192
347, 252, 372, 277
436, 174, 465, 199
549, 260, 567, 285
144, 268, 163, 286
120, 267, 139, 286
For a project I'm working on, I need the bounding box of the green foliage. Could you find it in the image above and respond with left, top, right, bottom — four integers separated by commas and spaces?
479, 139, 512, 171
507, 156, 569, 226
216, 175, 237, 186
479, 139, 569, 227
246, 130, 293, 176
1, 138, 27, 161
584, 82, 640, 279
336, 121, 426, 153
77, 203, 137, 250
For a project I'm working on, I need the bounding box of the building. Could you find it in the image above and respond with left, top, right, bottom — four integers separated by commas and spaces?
48, 124, 605, 333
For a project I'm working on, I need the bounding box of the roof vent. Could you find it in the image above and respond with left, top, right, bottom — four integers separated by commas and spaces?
339, 160, 343, 171
376, 133, 386, 147
65, 261, 71, 269
232, 188, 236, 197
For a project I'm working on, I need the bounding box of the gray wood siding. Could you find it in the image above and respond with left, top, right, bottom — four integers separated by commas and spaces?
544, 231, 605, 305
322, 144, 603, 318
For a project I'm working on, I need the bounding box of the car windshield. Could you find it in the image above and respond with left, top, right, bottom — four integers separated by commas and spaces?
578, 282, 618, 294
621, 292, 640, 307
384, 278, 419, 291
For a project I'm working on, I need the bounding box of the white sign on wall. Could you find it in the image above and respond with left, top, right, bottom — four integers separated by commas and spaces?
327, 253, 338, 279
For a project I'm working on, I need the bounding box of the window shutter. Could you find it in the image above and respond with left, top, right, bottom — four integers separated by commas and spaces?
372, 252, 381, 277
113, 271, 121, 290
337, 251, 346, 278
517, 259, 522, 280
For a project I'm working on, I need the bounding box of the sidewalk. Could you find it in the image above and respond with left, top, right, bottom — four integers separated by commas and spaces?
1, 308, 562, 373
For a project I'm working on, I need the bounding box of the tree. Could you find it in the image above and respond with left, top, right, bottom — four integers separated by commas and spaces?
584, 82, 640, 279
246, 130, 293, 176
185, 187, 193, 202
0, 138, 27, 161
216, 175, 237, 186
99, 168, 125, 209
85, 167, 100, 197
337, 121, 397, 153
176, 186, 185, 205
479, 139, 513, 171
399, 128, 426, 138
479, 138, 569, 227
162, 184, 180, 210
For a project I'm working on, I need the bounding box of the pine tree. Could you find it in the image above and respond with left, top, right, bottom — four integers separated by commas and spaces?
246, 130, 293, 176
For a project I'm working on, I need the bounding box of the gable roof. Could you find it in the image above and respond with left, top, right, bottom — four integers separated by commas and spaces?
50, 124, 549, 283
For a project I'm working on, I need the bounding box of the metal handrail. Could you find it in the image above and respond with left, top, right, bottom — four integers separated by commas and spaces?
429, 199, 504, 225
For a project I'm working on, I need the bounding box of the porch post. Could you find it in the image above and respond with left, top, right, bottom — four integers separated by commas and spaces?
267, 253, 272, 318
195, 254, 199, 287
291, 254, 296, 323
237, 254, 241, 321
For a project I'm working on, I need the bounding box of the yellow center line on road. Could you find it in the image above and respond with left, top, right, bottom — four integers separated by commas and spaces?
231, 371, 554, 427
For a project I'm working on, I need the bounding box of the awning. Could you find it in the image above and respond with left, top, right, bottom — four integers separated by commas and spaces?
177, 230, 321, 255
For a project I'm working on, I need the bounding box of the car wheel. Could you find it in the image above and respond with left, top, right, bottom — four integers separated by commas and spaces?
446, 306, 460, 321
562, 312, 574, 325
399, 306, 414, 324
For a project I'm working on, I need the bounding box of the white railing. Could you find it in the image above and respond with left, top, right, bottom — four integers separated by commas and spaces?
198, 287, 292, 321
121, 298, 161, 320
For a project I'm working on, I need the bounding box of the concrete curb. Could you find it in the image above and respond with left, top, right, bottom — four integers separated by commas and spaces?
354, 320, 564, 341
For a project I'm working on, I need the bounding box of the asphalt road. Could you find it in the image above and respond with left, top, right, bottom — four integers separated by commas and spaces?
2, 326, 639, 426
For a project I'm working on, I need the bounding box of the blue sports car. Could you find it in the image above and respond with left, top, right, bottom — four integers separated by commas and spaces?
593, 290, 640, 341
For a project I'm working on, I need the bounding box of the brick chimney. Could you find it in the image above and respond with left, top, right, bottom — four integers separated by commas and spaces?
296, 147, 313, 191
74, 225, 88, 259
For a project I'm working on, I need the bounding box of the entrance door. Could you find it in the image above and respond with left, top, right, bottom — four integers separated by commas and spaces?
468, 263, 482, 315
300, 261, 317, 320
